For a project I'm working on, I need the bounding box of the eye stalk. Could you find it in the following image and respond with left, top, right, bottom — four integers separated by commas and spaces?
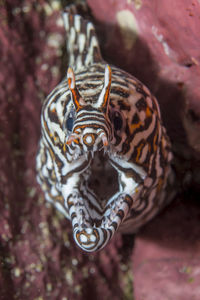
67, 65, 112, 114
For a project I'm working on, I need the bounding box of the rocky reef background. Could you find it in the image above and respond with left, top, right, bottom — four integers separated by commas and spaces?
0, 0, 200, 299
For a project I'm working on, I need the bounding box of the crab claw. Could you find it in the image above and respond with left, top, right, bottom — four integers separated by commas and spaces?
74, 227, 112, 252
67, 193, 133, 252
101, 134, 108, 147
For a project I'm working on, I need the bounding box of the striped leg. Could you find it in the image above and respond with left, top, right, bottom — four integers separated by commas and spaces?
62, 6, 102, 70
64, 156, 145, 252
65, 188, 136, 252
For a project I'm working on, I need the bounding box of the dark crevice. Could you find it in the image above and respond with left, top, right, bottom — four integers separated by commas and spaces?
187, 109, 200, 122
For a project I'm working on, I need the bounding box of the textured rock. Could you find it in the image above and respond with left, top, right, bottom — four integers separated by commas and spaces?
133, 197, 200, 300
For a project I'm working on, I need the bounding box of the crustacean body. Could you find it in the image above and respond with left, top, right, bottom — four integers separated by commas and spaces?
36, 5, 174, 252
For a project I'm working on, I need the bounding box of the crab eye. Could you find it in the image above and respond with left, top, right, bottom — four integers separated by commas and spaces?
113, 111, 123, 131
66, 111, 75, 132
66, 117, 74, 132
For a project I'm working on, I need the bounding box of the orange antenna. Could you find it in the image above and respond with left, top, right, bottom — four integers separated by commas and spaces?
95, 65, 112, 112
67, 67, 86, 110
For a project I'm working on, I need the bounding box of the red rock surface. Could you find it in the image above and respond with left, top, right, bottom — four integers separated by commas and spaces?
133, 196, 200, 300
